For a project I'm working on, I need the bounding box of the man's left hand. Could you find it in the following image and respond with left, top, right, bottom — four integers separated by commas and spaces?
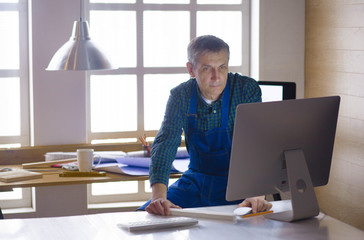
238, 196, 272, 213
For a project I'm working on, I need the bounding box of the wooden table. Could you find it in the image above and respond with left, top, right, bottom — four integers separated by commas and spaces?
0, 164, 181, 218
0, 143, 182, 217
0, 165, 181, 190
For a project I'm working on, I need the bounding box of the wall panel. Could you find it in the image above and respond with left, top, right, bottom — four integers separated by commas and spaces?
306, 0, 364, 230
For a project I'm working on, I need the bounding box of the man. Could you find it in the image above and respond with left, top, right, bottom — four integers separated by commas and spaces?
139, 35, 272, 215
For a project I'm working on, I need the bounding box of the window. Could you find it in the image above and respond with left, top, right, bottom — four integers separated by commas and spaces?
0, 0, 29, 148
87, 0, 249, 143
0, 0, 31, 208
0, 188, 32, 209
86, 0, 249, 204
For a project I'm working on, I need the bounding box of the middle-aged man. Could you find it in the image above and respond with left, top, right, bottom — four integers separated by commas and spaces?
139, 35, 272, 216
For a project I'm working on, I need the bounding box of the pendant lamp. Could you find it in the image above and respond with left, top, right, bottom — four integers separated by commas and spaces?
46, 0, 116, 71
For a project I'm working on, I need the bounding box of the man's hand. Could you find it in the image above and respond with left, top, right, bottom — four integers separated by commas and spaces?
145, 183, 181, 216
239, 196, 272, 213
145, 198, 181, 216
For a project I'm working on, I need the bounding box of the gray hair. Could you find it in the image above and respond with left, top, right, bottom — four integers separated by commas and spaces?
187, 35, 230, 67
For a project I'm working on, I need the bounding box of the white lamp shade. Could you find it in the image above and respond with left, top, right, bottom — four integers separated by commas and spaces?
47, 21, 116, 71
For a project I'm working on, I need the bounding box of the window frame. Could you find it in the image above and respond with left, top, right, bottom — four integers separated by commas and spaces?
0, 0, 30, 146
0, 0, 30, 147
0, 188, 32, 209
87, 181, 151, 204
0, 0, 31, 209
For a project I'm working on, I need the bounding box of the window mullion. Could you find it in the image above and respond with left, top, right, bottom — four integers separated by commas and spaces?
137, 2, 144, 137
190, 0, 197, 40
19, 0, 30, 146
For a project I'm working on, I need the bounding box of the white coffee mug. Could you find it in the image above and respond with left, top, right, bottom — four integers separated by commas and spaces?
77, 149, 100, 172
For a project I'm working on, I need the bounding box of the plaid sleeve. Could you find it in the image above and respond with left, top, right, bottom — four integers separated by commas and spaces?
228, 74, 262, 132
242, 77, 262, 103
149, 85, 187, 186
230, 74, 262, 112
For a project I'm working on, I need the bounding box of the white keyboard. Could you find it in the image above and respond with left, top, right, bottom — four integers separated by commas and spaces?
117, 216, 198, 232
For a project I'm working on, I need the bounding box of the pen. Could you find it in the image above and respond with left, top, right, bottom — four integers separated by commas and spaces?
138, 136, 149, 147
139, 135, 151, 157
242, 210, 274, 218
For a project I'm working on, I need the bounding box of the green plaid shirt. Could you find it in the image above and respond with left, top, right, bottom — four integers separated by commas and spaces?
149, 72, 262, 186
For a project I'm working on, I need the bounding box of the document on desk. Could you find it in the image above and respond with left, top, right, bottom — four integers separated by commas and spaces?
94, 158, 190, 176
170, 206, 237, 221
115, 157, 189, 172
94, 163, 149, 176
93, 147, 189, 175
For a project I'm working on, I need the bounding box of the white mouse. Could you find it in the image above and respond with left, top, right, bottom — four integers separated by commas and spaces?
233, 207, 252, 216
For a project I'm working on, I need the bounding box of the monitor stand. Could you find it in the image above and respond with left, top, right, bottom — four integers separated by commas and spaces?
265, 149, 320, 222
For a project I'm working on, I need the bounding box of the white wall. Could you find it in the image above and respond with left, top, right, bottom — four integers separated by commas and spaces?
255, 0, 305, 99
5, 0, 305, 218
31, 0, 87, 146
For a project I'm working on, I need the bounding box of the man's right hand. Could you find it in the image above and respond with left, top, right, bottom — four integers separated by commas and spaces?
145, 183, 181, 216
145, 198, 181, 216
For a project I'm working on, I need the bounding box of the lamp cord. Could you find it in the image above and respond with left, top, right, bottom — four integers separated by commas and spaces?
80, 0, 83, 21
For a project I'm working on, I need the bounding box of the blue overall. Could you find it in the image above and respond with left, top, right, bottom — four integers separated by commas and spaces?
139, 81, 242, 210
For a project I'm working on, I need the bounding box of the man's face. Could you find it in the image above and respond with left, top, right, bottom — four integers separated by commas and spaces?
187, 50, 229, 101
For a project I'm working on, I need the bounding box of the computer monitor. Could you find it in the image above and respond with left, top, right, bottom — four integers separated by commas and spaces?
258, 81, 296, 102
226, 96, 340, 222
258, 81, 296, 201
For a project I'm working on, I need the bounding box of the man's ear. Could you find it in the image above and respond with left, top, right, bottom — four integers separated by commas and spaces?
186, 62, 195, 78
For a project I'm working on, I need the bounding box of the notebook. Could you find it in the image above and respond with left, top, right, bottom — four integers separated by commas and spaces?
0, 169, 42, 183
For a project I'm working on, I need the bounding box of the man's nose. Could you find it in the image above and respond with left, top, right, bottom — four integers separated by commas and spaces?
211, 68, 218, 79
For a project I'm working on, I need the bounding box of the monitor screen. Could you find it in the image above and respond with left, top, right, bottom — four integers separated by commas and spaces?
226, 96, 340, 221
258, 81, 296, 102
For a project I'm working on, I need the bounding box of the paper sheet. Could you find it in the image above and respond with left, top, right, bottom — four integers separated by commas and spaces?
115, 157, 189, 172
94, 157, 189, 176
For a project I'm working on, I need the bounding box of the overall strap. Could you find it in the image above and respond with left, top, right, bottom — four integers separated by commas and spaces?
221, 81, 230, 128
188, 81, 198, 129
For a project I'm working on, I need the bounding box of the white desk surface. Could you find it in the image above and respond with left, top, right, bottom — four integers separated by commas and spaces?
0, 200, 363, 240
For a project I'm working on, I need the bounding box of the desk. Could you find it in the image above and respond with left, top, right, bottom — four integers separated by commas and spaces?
0, 165, 181, 218
0, 200, 362, 240
0, 143, 169, 217
0, 165, 181, 190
